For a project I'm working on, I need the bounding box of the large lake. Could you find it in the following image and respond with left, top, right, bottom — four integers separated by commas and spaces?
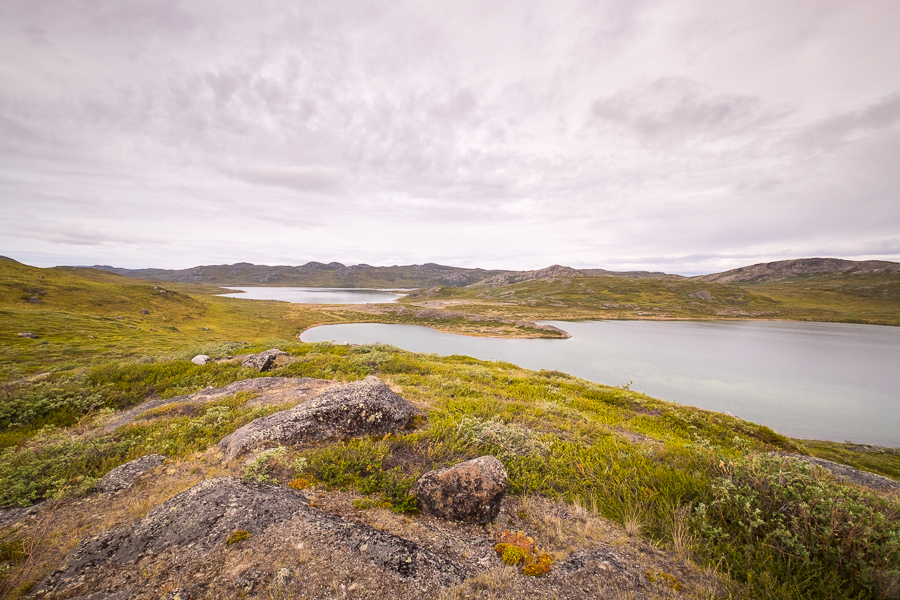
218, 287, 407, 304
301, 320, 900, 446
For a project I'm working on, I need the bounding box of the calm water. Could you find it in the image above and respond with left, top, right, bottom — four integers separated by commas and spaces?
301, 320, 900, 445
218, 287, 407, 304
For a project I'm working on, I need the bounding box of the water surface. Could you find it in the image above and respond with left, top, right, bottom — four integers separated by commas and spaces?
301, 320, 900, 445
218, 287, 407, 304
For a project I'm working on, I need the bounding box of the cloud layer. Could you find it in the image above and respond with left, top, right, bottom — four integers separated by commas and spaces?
1, 0, 898, 273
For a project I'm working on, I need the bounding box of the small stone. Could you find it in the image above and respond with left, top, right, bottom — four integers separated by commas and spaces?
240, 348, 287, 372
28, 296, 41, 303
191, 355, 210, 366
411, 456, 508, 524
141, 308, 150, 315
17, 332, 38, 339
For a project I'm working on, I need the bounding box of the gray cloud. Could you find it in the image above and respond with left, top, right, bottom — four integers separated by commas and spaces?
1, 0, 899, 272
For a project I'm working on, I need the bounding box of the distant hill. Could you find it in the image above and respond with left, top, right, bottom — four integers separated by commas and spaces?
87, 261, 681, 288
469, 264, 680, 287
81, 256, 900, 288
695, 258, 900, 284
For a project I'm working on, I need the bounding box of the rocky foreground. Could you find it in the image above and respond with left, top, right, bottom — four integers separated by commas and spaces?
2, 371, 730, 600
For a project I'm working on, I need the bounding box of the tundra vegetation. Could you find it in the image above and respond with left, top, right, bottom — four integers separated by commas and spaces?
1, 256, 899, 599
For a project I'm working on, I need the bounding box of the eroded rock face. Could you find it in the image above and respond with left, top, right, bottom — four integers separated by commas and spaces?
38, 477, 465, 596
218, 375, 421, 460
412, 456, 508, 523
41, 477, 309, 594
191, 354, 210, 365
241, 348, 287, 371
96, 454, 166, 494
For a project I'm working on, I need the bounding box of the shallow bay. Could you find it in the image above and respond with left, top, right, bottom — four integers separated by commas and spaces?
301, 320, 900, 445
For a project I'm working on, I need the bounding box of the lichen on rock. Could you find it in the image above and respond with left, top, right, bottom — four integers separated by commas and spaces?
218, 375, 422, 460
411, 455, 509, 523
95, 454, 166, 494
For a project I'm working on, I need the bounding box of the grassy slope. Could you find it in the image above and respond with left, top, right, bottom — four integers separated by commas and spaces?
1, 344, 898, 599
1, 260, 899, 598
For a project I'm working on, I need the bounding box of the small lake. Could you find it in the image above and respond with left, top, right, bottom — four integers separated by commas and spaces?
300, 320, 900, 446
218, 287, 407, 304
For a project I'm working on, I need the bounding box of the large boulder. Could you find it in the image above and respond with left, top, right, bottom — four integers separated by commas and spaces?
411, 456, 508, 523
96, 455, 166, 494
241, 348, 287, 371
191, 354, 210, 365
218, 376, 421, 460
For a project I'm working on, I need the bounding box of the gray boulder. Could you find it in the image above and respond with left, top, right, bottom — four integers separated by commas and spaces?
96, 454, 166, 493
191, 354, 210, 365
17, 332, 38, 339
218, 375, 421, 460
241, 348, 288, 371
411, 456, 508, 523
140, 308, 150, 315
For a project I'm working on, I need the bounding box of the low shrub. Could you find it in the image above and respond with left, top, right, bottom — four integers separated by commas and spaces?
693, 453, 900, 598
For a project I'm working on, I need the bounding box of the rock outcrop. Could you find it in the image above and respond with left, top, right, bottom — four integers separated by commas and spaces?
38, 477, 465, 596
42, 477, 310, 593
96, 454, 166, 494
218, 376, 421, 460
241, 348, 287, 371
411, 456, 508, 523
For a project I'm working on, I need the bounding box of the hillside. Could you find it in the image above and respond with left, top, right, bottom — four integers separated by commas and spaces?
1, 257, 899, 599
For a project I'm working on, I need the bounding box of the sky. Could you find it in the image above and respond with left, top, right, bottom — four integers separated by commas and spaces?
1, 1, 899, 275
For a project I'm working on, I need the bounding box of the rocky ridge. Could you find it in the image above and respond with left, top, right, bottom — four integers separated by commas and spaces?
696, 257, 900, 283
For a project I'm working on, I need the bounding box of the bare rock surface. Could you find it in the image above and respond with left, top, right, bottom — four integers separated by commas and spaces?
101, 376, 337, 433
36, 477, 465, 597
412, 456, 508, 523
0, 500, 47, 528
96, 454, 166, 494
786, 454, 900, 492
218, 375, 421, 460
240, 348, 287, 371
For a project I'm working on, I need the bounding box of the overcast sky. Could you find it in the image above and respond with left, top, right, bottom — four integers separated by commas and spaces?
1, 1, 898, 275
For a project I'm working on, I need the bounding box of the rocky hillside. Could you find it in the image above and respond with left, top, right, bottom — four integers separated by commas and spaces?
695, 257, 900, 284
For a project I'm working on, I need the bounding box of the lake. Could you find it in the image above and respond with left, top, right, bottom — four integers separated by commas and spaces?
300, 320, 900, 446
218, 287, 407, 304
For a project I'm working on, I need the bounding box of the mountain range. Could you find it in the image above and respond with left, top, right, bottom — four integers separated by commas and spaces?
87, 257, 900, 288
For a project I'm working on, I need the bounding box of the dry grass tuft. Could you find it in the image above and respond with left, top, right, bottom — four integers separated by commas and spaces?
438, 566, 518, 599
622, 507, 644, 538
